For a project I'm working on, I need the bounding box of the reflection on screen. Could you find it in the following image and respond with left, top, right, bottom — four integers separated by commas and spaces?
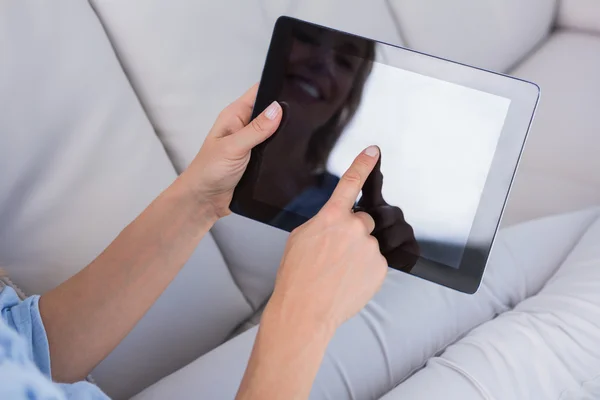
253, 26, 511, 270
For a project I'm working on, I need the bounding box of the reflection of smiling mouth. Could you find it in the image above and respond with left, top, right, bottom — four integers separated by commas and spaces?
297, 79, 320, 99
288, 74, 326, 102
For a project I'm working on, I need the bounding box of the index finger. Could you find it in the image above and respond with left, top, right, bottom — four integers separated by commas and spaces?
325, 145, 380, 211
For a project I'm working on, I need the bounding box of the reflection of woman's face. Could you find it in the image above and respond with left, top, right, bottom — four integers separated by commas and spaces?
281, 27, 368, 132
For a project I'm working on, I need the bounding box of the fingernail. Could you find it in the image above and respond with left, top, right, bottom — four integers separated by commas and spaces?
364, 145, 379, 157
265, 101, 281, 120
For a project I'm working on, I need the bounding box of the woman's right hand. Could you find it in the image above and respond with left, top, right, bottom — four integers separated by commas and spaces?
265, 145, 388, 334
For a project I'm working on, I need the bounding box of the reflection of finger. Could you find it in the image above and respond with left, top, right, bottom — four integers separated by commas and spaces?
354, 211, 376, 234
360, 156, 386, 208
376, 220, 418, 254
278, 101, 291, 132
370, 206, 400, 232
384, 245, 420, 273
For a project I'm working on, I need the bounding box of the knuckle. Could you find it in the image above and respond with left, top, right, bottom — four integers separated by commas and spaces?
320, 207, 340, 225
394, 206, 406, 221
218, 106, 234, 122
250, 116, 268, 133
222, 136, 242, 155
367, 236, 381, 252
342, 170, 362, 186
355, 154, 372, 169
350, 216, 365, 232
324, 198, 344, 214
365, 214, 375, 229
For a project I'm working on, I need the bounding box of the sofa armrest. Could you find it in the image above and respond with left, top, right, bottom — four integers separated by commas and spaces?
558, 0, 600, 35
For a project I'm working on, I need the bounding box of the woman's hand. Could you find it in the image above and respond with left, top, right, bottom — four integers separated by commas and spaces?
268, 145, 388, 332
357, 158, 420, 272
237, 145, 388, 400
40, 86, 281, 383
182, 84, 282, 219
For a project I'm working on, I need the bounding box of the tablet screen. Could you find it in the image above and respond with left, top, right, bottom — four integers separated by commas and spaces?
248, 22, 512, 271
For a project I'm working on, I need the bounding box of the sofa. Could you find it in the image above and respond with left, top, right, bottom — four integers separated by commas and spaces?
1, 0, 599, 399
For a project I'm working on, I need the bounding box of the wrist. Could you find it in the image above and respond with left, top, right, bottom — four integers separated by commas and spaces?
170, 174, 220, 228
262, 295, 337, 344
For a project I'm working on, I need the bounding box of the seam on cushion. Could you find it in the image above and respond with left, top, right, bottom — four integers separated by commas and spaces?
85, 1, 253, 312
504, 1, 559, 73
392, 306, 498, 391
487, 306, 600, 385
480, 239, 525, 311
383, 0, 408, 47
559, 373, 600, 400
550, 0, 561, 32
537, 215, 600, 291
86, 0, 178, 173
394, 212, 600, 395
521, 305, 600, 357
507, 31, 555, 73
558, 26, 600, 40
207, 229, 255, 311
500, 239, 529, 303
503, 210, 600, 306
430, 357, 494, 400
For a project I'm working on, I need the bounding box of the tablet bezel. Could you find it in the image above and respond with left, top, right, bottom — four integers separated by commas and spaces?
231, 16, 540, 294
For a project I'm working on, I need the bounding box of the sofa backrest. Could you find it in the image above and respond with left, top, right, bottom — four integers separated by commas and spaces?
386, 0, 558, 72
90, 0, 405, 173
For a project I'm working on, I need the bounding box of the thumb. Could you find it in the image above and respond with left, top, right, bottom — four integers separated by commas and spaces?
358, 154, 386, 208
229, 101, 282, 153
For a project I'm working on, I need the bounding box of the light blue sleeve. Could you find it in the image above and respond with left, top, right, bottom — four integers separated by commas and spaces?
0, 286, 110, 400
0, 286, 52, 375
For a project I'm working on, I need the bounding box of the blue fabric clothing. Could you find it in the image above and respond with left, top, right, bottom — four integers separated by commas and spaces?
0, 286, 109, 400
271, 172, 340, 230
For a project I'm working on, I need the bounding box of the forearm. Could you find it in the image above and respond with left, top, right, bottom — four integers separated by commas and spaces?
236, 301, 334, 400
40, 175, 217, 382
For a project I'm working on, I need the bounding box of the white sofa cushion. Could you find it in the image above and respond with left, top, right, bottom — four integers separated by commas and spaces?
0, 1, 251, 398
211, 215, 288, 310
386, 0, 557, 72
89, 0, 404, 172
558, 0, 600, 35
132, 208, 599, 399
503, 31, 600, 225
382, 211, 600, 400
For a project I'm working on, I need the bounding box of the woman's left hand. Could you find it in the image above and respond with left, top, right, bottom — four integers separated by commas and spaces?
182, 84, 282, 219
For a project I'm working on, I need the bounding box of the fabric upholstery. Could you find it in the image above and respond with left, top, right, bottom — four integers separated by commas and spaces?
382, 212, 600, 399
89, 0, 404, 172
132, 208, 599, 399
503, 31, 600, 225
385, 0, 557, 73
558, 0, 600, 35
0, 2, 252, 398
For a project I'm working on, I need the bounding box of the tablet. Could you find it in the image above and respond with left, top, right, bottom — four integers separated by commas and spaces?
232, 16, 539, 294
